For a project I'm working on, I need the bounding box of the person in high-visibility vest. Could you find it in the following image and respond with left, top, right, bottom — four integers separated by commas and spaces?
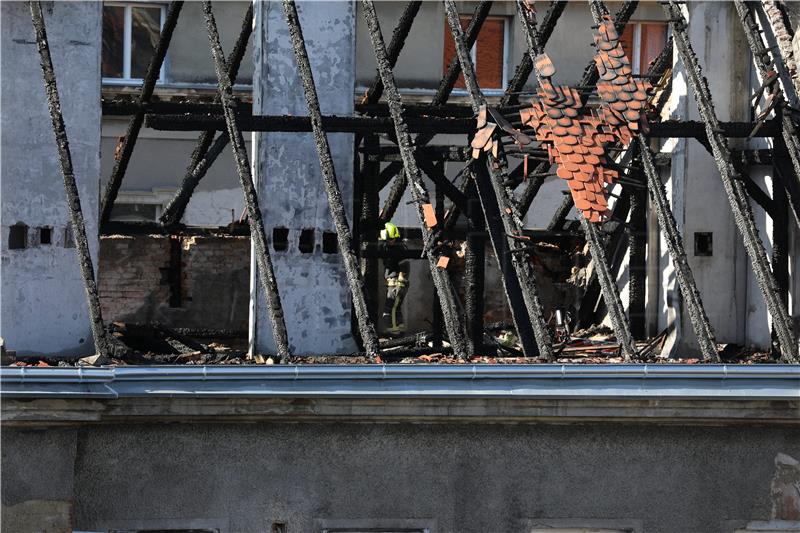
380, 221, 408, 335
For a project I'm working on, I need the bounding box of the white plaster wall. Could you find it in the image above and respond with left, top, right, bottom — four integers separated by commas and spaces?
659, 1, 751, 353
252, 0, 358, 355
0, 2, 102, 356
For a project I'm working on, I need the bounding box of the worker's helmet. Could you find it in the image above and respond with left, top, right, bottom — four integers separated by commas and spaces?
380, 221, 400, 241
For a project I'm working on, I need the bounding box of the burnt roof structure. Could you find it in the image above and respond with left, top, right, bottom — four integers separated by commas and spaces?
26, 0, 800, 365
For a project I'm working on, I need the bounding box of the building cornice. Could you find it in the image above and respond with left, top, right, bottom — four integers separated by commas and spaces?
2, 365, 798, 427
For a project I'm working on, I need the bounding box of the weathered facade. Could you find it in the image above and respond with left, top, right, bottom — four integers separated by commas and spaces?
3, 1, 800, 532
1, 1, 102, 357
2, 366, 800, 533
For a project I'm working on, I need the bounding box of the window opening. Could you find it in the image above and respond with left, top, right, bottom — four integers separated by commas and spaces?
694, 232, 713, 256
299, 229, 315, 254
9, 223, 28, 250
39, 226, 52, 245
619, 21, 668, 74
443, 16, 509, 90
322, 231, 338, 254
272, 227, 289, 252
102, 2, 166, 83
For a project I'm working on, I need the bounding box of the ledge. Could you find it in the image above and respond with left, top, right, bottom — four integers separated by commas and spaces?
2, 364, 799, 399
1, 365, 798, 427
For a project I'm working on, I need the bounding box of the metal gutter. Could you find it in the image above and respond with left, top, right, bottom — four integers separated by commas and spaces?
1, 364, 798, 400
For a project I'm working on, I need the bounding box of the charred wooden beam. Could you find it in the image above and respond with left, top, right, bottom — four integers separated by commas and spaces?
516, 173, 548, 218
506, 0, 642, 201
501, 0, 568, 107
464, 191, 486, 354
445, 0, 554, 360
356, 103, 475, 117
159, 2, 253, 227
361, 0, 469, 358
772, 136, 790, 312
99, 1, 183, 223
576, 193, 629, 330
360, 134, 382, 327
432, 177, 446, 349
647, 119, 780, 138
281, 0, 380, 357
361, 1, 423, 105
415, 152, 471, 214
638, 134, 719, 361
628, 182, 647, 339
145, 113, 476, 134
29, 1, 110, 364
106, 100, 479, 118
202, 0, 290, 358
664, 0, 797, 362
580, 217, 637, 359
734, 0, 800, 228
758, 1, 800, 103
546, 193, 574, 231
578, 0, 638, 360
378, 0, 493, 223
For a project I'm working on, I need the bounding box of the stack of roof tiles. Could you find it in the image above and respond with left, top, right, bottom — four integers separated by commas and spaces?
519, 14, 650, 222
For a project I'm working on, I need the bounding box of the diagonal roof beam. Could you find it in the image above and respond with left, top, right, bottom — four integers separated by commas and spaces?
202, 0, 291, 359
361, 0, 470, 358
525, 0, 637, 359
281, 0, 380, 358
734, 0, 800, 230
444, 0, 555, 360
29, 0, 111, 364
378, 0, 493, 224
99, 1, 183, 223
664, 0, 798, 362
501, 0, 568, 107
159, 2, 253, 227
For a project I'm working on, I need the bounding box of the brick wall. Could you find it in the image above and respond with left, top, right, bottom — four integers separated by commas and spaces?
98, 234, 250, 331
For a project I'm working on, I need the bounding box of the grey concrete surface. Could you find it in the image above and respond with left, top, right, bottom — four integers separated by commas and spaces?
0, 428, 77, 507
0, 1, 102, 356
251, 0, 359, 355
2, 421, 798, 533
168, 1, 254, 86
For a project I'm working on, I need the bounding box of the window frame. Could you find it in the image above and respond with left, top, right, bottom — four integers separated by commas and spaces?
624, 20, 670, 75
102, 1, 167, 85
445, 14, 511, 94
468, 15, 511, 92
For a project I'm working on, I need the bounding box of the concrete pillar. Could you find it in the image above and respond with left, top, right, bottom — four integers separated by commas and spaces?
251, 0, 358, 354
660, 1, 751, 353
0, 2, 102, 356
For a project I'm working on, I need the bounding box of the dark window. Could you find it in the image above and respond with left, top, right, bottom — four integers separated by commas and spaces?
130, 6, 162, 78
39, 227, 52, 245
272, 227, 289, 252
322, 232, 338, 254
102, 3, 164, 81
299, 229, 315, 254
9, 224, 28, 250
694, 232, 713, 256
102, 5, 125, 78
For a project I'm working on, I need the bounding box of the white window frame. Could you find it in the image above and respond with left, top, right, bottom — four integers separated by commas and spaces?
465, 15, 511, 93
626, 20, 670, 75
102, 1, 167, 85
